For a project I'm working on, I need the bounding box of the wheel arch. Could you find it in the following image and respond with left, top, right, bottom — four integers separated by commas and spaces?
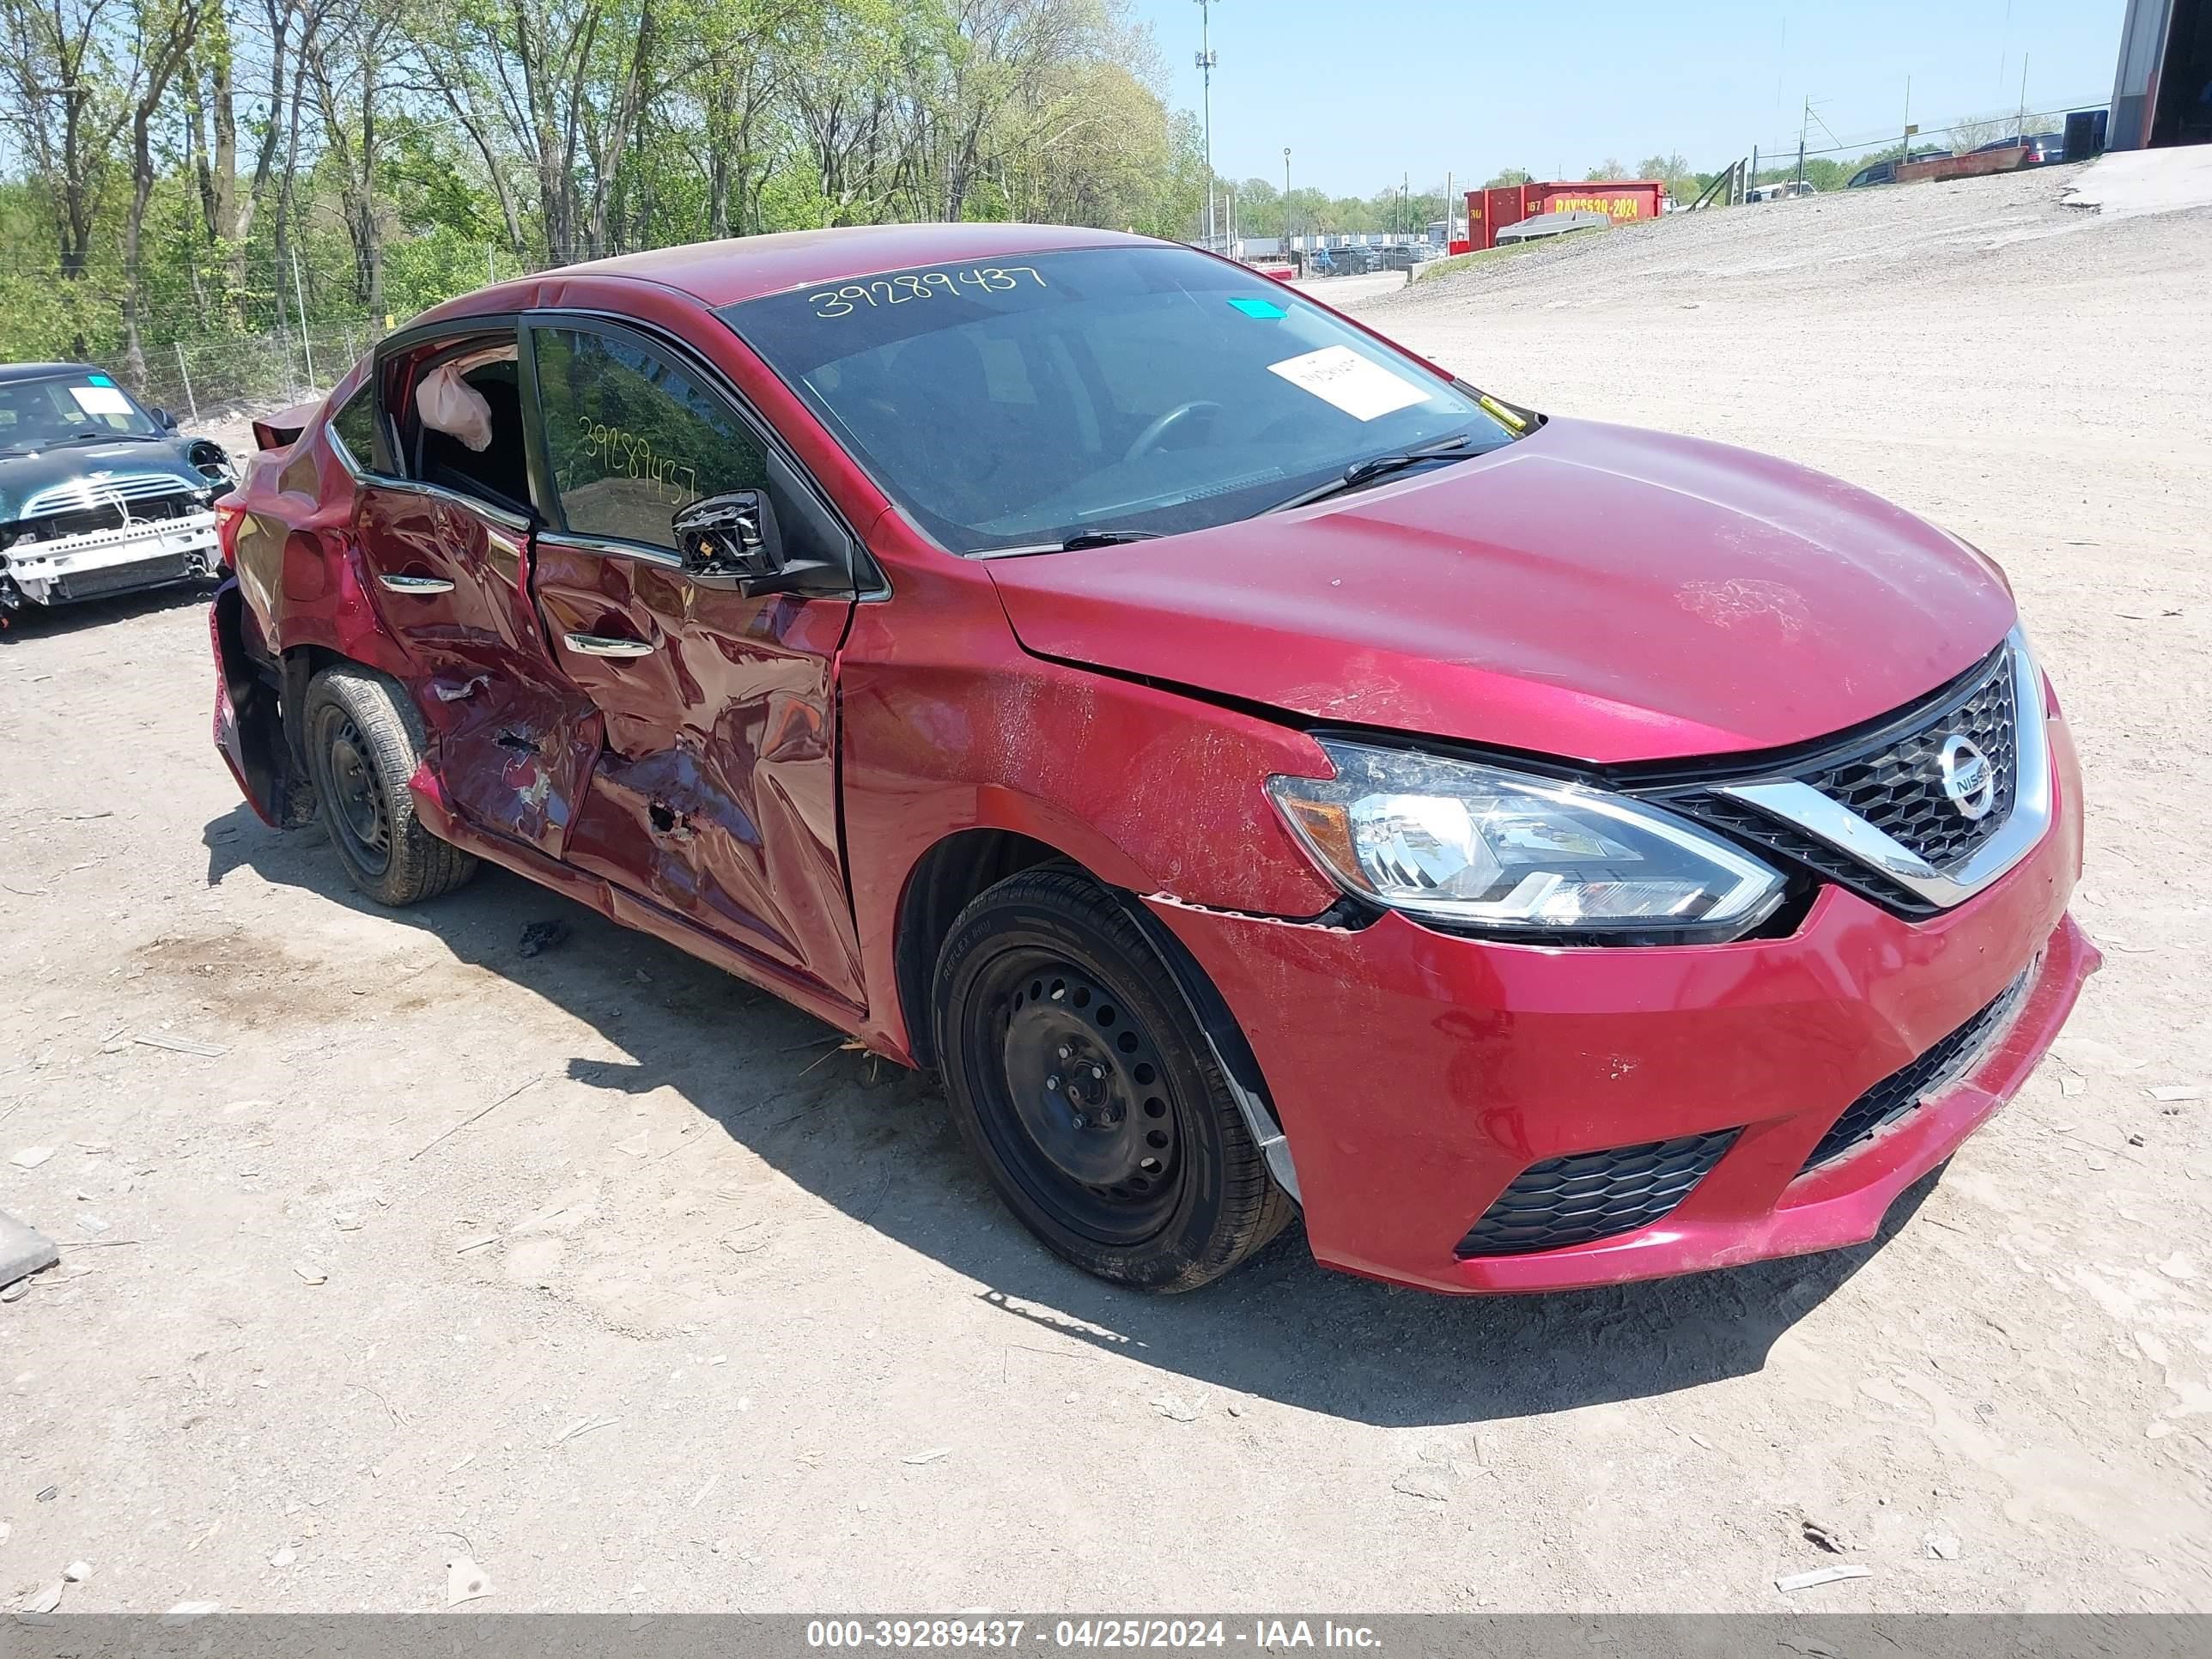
892, 827, 1066, 1069
890, 825, 1298, 1202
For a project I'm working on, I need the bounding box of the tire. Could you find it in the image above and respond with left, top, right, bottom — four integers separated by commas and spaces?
933, 867, 1294, 1291
301, 665, 477, 907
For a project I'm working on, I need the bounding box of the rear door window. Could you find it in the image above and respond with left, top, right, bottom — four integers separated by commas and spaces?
387, 334, 535, 517
329, 383, 377, 470
530, 324, 769, 553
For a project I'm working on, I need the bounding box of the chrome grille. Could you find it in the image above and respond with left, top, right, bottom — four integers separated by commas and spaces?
1660, 631, 2047, 919
1801, 654, 2016, 869
21, 472, 202, 517
1677, 793, 1938, 917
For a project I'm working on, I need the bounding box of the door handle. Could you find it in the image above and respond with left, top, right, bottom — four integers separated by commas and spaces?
562, 631, 655, 659
379, 572, 455, 594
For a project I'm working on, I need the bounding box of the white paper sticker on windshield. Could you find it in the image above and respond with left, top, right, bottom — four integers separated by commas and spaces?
70, 385, 131, 416
1266, 345, 1429, 422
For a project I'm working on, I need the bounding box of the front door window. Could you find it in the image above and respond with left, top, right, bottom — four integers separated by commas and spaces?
532, 325, 769, 550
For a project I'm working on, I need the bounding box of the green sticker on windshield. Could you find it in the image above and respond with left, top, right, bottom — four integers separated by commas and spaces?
1227, 297, 1285, 319
87, 373, 115, 386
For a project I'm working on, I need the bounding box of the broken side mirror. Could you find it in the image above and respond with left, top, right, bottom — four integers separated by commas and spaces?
672, 489, 837, 599
153, 406, 179, 430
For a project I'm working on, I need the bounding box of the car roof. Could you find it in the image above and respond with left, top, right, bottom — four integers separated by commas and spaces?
414, 222, 1162, 329
0, 362, 101, 383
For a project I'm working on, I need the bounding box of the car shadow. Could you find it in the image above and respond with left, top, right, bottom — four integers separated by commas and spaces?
204, 801, 1942, 1429
2, 581, 214, 641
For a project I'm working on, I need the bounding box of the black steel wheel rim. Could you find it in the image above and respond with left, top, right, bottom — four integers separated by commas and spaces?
969, 949, 1182, 1245
313, 704, 392, 876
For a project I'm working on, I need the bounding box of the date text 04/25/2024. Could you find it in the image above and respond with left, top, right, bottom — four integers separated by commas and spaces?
804, 1620, 1383, 1650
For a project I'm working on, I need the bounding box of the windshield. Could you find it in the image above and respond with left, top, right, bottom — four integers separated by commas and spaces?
0, 372, 160, 451
720, 245, 1522, 555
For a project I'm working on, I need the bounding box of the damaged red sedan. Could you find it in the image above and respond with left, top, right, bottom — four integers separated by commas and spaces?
208, 225, 2095, 1294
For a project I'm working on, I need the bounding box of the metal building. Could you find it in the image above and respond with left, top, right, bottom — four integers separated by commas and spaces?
2112, 0, 2212, 149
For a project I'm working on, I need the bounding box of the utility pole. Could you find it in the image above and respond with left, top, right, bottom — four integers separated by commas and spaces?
2017, 53, 2030, 137
1283, 146, 1291, 249
1796, 95, 1808, 187
1194, 1, 1220, 247
1901, 76, 1913, 170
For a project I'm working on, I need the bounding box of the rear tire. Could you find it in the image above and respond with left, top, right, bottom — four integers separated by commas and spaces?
933, 867, 1293, 1291
302, 665, 477, 907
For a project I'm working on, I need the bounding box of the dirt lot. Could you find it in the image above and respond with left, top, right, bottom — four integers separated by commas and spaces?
3, 158, 2209, 1615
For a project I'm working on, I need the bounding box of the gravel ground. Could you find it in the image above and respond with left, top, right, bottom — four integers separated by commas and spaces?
2, 158, 2209, 1616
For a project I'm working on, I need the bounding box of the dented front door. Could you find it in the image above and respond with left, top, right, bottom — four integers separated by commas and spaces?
351, 478, 597, 858
522, 318, 865, 1007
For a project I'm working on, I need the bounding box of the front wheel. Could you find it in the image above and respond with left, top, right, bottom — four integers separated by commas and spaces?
301, 665, 477, 907
933, 868, 1294, 1291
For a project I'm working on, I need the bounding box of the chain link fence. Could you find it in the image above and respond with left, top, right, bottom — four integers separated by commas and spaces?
130, 319, 386, 422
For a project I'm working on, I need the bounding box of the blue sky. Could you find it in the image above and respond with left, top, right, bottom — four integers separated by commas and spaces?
1130, 0, 2131, 194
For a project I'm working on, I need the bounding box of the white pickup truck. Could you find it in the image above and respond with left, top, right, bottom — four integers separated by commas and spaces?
0, 362, 235, 622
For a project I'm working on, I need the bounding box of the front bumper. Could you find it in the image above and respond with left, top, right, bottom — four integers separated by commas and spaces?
2, 510, 221, 607
1151, 714, 2094, 1294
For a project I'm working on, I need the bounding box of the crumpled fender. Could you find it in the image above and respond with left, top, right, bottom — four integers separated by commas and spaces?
834, 555, 1344, 1058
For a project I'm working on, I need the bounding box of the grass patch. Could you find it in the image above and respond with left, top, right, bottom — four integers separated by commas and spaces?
1412, 231, 1603, 283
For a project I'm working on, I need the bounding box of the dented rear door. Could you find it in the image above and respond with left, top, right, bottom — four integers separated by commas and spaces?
350, 324, 598, 859
352, 479, 598, 859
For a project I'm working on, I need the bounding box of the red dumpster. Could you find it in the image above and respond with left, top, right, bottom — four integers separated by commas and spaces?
1465, 180, 1668, 252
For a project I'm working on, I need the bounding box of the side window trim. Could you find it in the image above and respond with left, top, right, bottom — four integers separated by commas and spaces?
352, 471, 535, 538
520, 307, 883, 596
532, 526, 685, 571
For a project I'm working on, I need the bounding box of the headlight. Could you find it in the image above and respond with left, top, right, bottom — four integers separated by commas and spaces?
1266, 738, 1785, 941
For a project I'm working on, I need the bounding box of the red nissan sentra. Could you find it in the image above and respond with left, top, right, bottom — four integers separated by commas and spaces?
208, 225, 2096, 1294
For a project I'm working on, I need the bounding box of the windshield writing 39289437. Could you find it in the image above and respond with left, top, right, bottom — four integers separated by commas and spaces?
807, 266, 1048, 319
728, 245, 1517, 556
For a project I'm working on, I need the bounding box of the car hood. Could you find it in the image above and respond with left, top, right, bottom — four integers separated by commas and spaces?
986, 417, 2017, 766
0, 439, 224, 523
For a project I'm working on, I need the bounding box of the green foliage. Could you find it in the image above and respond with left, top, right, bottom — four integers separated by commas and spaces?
1751, 158, 1850, 192
0, 0, 1216, 383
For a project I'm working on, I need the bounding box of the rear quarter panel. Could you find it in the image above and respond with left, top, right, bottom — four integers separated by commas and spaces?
227, 359, 410, 684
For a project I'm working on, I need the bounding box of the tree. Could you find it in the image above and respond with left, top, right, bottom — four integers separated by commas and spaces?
303, 0, 403, 310
0, 0, 1235, 394
1947, 111, 2009, 153
1483, 167, 1531, 188
120, 0, 212, 380
0, 0, 131, 284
